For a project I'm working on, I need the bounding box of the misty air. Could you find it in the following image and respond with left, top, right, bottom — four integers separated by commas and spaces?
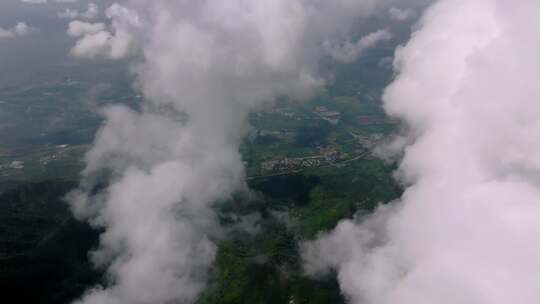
0, 1, 539, 304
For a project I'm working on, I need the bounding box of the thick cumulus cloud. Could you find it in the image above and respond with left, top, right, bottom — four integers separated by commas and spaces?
67, 20, 106, 37
67, 1, 398, 304
68, 4, 138, 59
303, 0, 540, 304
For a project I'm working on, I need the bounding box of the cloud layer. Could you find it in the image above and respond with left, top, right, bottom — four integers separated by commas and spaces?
68, 1, 392, 304
303, 0, 540, 303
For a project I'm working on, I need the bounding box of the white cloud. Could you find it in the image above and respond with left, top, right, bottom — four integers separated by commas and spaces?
58, 3, 99, 19
58, 8, 79, 19
324, 29, 393, 63
303, 1, 540, 304
13, 22, 35, 36
70, 30, 115, 58
67, 1, 391, 304
389, 7, 415, 21
0, 22, 38, 39
0, 28, 13, 39
20, 0, 47, 3
67, 4, 138, 59
67, 20, 106, 37
67, 20, 120, 59
20, 0, 81, 3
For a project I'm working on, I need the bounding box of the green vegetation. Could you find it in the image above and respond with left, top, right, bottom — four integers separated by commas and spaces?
197, 155, 400, 304
194, 55, 402, 302
0, 41, 402, 303
0, 155, 400, 304
0, 181, 102, 304
0, 77, 138, 185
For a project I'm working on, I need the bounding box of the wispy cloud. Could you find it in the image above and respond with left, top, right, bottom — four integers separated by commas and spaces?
58, 3, 99, 20
0, 22, 38, 39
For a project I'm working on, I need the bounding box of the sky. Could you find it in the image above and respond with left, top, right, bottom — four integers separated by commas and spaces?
0, 0, 118, 87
